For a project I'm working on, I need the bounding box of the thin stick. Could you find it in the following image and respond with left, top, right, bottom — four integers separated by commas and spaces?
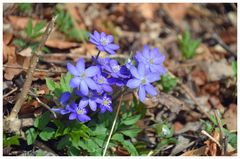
8, 16, 56, 120
102, 95, 123, 156
201, 130, 222, 148
3, 87, 18, 98
214, 110, 227, 155
31, 93, 57, 118
3, 64, 66, 73
95, 50, 101, 60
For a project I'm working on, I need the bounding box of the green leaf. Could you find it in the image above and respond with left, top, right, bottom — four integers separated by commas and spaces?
25, 19, 33, 37
57, 135, 70, 150
122, 114, 141, 125
179, 30, 201, 59
112, 133, 138, 155
34, 111, 50, 130
13, 39, 27, 48
159, 74, 177, 92
67, 146, 80, 156
17, 3, 32, 13
26, 128, 38, 145
39, 127, 55, 141
121, 127, 141, 138
3, 134, 20, 147
46, 78, 57, 91
232, 60, 237, 76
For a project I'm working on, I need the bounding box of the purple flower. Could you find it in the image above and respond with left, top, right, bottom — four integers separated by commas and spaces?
75, 90, 100, 111
97, 94, 112, 113
66, 102, 91, 122
126, 63, 160, 102
67, 58, 99, 96
52, 106, 71, 115
104, 59, 129, 78
93, 73, 113, 93
59, 92, 71, 105
135, 45, 166, 74
89, 31, 119, 54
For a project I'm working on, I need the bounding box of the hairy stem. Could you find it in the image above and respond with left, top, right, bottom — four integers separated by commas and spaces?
8, 16, 56, 120
95, 50, 101, 60
102, 94, 123, 156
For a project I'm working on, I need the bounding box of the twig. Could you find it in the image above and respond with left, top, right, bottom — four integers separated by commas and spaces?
212, 33, 237, 58
3, 64, 66, 73
179, 83, 211, 119
168, 71, 211, 119
102, 95, 123, 156
7, 16, 56, 120
3, 87, 18, 98
214, 110, 227, 155
29, 90, 57, 118
201, 130, 222, 148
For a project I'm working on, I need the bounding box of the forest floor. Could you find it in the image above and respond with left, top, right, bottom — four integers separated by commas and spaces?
3, 3, 237, 156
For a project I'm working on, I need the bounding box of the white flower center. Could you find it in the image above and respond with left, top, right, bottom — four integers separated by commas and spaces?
80, 73, 86, 79
100, 38, 109, 46
112, 65, 120, 73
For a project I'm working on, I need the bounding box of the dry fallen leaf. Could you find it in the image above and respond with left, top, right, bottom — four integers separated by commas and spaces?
223, 104, 237, 131
3, 32, 13, 45
204, 130, 220, 156
7, 16, 40, 30
163, 3, 192, 26
181, 145, 207, 156
45, 39, 79, 49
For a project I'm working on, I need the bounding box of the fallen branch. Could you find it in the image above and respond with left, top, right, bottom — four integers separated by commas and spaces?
7, 16, 56, 121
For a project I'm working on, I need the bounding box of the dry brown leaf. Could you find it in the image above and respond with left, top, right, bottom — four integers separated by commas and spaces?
7, 16, 40, 30
138, 4, 159, 19
223, 104, 237, 131
45, 39, 79, 49
3, 45, 23, 80
204, 130, 221, 156
3, 32, 13, 45
181, 145, 207, 156
163, 3, 192, 26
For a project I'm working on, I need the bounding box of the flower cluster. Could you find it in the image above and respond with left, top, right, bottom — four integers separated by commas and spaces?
52, 30, 166, 122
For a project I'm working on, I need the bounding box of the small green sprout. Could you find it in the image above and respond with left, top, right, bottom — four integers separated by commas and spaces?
179, 30, 201, 59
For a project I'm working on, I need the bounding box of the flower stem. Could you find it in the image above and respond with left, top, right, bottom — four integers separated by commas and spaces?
95, 50, 101, 60
102, 94, 123, 156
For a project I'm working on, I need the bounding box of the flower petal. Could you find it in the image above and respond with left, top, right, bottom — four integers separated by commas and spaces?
146, 73, 160, 83
67, 63, 79, 76
127, 79, 141, 89
89, 100, 97, 111
94, 31, 100, 40
59, 92, 71, 105
142, 45, 150, 58
107, 35, 114, 42
145, 84, 157, 96
97, 45, 105, 51
76, 58, 85, 73
69, 113, 77, 120
104, 47, 116, 54
85, 78, 98, 90
79, 98, 89, 108
130, 66, 140, 79
80, 80, 89, 96
78, 115, 91, 122
69, 77, 81, 88
85, 66, 99, 77
138, 62, 145, 77
106, 44, 119, 50
139, 85, 146, 102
